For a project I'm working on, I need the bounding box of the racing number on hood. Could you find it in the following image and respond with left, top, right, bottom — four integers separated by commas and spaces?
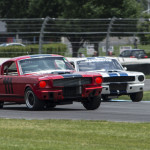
3, 78, 13, 94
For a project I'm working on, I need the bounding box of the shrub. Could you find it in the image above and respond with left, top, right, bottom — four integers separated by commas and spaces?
0, 43, 67, 57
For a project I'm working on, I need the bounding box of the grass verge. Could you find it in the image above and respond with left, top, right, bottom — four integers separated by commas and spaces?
0, 119, 150, 150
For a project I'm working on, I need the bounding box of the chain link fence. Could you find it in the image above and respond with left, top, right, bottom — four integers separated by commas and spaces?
0, 17, 150, 57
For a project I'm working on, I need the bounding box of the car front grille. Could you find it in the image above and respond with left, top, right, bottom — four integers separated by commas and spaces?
53, 77, 92, 87
63, 86, 82, 98
110, 83, 127, 91
104, 76, 135, 83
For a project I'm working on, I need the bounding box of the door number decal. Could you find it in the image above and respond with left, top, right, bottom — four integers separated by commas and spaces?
3, 78, 13, 94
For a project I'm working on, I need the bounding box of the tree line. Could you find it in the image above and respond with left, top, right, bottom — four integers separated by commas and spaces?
0, 0, 147, 57
0, 0, 143, 18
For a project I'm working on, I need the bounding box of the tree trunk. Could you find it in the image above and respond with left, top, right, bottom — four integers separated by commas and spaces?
94, 43, 99, 56
68, 37, 82, 57
72, 43, 79, 57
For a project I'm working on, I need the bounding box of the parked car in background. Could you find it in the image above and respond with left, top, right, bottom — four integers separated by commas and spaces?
119, 49, 148, 59
67, 57, 145, 102
0, 54, 103, 110
0, 43, 25, 47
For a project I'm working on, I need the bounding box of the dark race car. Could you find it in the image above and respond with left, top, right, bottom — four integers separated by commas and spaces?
119, 49, 148, 59
0, 54, 103, 110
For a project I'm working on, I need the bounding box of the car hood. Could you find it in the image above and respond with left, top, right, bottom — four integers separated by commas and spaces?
91, 70, 144, 78
23, 70, 102, 80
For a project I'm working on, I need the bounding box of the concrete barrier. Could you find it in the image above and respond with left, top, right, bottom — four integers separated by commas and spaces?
116, 57, 150, 65
122, 64, 150, 75
116, 57, 150, 75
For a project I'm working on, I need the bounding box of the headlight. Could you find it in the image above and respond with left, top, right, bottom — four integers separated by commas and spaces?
39, 81, 47, 88
138, 75, 144, 82
95, 77, 103, 84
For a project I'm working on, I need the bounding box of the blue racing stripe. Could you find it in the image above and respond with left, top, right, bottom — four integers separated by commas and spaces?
118, 72, 128, 76
108, 72, 118, 77
87, 57, 96, 59
110, 90, 127, 95
62, 74, 82, 78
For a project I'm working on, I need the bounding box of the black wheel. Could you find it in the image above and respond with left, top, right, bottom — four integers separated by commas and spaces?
102, 95, 112, 101
0, 102, 4, 109
130, 91, 143, 102
82, 95, 101, 110
25, 87, 44, 110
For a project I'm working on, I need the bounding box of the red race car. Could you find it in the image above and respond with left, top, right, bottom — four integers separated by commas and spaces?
0, 54, 103, 110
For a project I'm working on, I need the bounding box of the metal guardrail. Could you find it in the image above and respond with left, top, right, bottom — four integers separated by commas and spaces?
1, 17, 150, 56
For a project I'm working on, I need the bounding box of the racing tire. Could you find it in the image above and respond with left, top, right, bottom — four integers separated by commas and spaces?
130, 91, 143, 102
82, 95, 101, 110
25, 87, 44, 110
0, 102, 4, 109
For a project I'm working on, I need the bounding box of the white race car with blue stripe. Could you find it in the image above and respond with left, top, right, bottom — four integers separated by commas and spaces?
67, 57, 145, 102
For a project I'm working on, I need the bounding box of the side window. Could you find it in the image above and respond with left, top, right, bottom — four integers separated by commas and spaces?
127, 51, 131, 56
121, 51, 125, 56
69, 62, 75, 68
122, 50, 130, 57
55, 60, 66, 70
124, 51, 128, 56
3, 62, 18, 76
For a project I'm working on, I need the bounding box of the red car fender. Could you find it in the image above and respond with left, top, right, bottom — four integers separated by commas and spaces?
82, 86, 102, 97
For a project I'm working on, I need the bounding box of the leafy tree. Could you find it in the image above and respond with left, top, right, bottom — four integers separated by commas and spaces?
58, 0, 142, 56
0, 0, 28, 18
137, 13, 150, 45
0, 0, 143, 56
59, 0, 142, 18
137, 0, 148, 11
25, 0, 143, 56
27, 0, 62, 18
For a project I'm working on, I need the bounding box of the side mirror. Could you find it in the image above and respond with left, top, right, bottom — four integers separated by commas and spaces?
124, 67, 127, 71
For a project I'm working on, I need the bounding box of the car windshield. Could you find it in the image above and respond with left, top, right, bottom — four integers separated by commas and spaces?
77, 58, 123, 71
19, 56, 74, 74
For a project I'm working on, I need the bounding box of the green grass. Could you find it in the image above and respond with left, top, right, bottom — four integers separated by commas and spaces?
0, 119, 150, 150
146, 75, 150, 79
115, 90, 150, 101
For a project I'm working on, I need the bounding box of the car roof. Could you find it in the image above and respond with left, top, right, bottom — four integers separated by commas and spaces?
7, 43, 23, 45
123, 49, 144, 51
3, 54, 63, 62
67, 56, 116, 62
0, 43, 25, 46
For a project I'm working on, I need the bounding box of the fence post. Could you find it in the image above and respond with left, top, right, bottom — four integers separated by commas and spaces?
106, 17, 116, 56
39, 16, 50, 54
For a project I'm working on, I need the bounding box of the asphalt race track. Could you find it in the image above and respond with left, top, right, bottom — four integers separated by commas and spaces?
144, 79, 150, 91
0, 101, 150, 122
0, 79, 150, 122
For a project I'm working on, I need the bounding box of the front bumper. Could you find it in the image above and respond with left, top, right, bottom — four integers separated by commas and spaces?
102, 83, 144, 95
35, 86, 102, 101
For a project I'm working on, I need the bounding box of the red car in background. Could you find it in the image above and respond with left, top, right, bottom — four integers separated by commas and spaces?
0, 54, 103, 110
